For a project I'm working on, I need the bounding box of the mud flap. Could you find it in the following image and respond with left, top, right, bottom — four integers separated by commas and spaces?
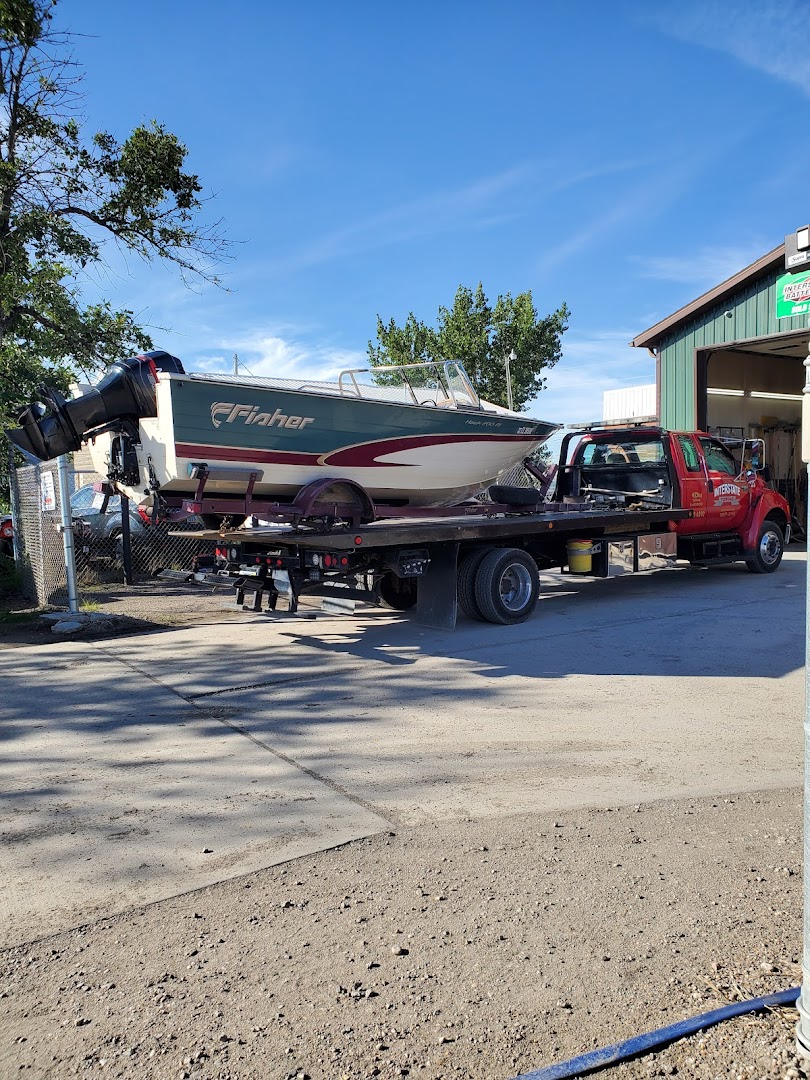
415, 542, 459, 630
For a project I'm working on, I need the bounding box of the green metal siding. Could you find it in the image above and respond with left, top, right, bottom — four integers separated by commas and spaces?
658, 266, 808, 429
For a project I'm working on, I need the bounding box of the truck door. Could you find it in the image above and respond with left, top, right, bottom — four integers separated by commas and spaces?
673, 434, 749, 533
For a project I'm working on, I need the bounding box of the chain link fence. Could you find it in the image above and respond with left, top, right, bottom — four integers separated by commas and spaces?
6, 452, 553, 609
9, 461, 216, 608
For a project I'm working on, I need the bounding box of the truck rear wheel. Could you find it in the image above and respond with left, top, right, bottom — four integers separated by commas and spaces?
457, 548, 494, 621
473, 547, 540, 625
745, 521, 784, 574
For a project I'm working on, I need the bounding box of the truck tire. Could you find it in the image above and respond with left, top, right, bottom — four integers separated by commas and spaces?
745, 521, 784, 574
457, 548, 494, 620
473, 547, 540, 625
378, 572, 418, 610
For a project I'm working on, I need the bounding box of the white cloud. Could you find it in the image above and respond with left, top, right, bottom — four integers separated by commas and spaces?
259, 158, 652, 275
265, 165, 535, 272
534, 197, 643, 277
533, 156, 705, 277
630, 243, 770, 289
198, 329, 367, 382
526, 329, 656, 434
648, 2, 810, 96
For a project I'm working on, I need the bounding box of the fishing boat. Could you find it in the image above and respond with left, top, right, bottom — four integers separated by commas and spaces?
8, 350, 559, 512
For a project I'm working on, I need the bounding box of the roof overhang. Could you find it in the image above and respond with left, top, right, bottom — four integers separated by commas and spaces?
631, 244, 785, 350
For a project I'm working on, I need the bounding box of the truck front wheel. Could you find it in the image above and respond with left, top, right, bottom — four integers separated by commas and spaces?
745, 521, 784, 574
473, 548, 540, 625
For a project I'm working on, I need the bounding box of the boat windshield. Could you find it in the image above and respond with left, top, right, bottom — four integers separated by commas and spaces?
190, 360, 482, 411
443, 362, 480, 408
338, 360, 481, 409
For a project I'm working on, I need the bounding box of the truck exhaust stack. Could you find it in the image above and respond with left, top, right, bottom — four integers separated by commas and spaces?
7, 350, 184, 462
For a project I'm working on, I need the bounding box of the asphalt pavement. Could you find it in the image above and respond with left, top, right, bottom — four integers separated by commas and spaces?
0, 551, 804, 947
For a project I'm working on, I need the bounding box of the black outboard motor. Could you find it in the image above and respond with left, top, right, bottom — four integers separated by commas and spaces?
7, 350, 185, 462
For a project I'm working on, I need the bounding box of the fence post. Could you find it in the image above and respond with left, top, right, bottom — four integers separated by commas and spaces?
7, 446, 22, 564
56, 455, 80, 614
120, 492, 133, 585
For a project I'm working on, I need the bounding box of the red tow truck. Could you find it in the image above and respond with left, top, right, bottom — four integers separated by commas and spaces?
163, 426, 791, 630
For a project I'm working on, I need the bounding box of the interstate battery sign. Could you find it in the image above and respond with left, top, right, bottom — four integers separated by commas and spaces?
776, 270, 810, 319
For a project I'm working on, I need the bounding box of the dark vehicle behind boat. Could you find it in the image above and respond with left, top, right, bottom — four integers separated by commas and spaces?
70, 484, 152, 546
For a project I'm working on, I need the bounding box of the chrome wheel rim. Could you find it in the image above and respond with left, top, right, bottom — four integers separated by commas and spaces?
499, 564, 533, 611
759, 530, 781, 566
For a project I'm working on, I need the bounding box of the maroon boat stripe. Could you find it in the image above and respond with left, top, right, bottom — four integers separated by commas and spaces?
175, 433, 536, 470
176, 443, 320, 466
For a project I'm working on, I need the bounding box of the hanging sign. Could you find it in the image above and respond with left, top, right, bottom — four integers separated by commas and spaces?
776, 270, 810, 319
40, 471, 56, 512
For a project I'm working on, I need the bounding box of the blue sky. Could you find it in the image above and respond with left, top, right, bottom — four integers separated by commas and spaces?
63, 0, 810, 426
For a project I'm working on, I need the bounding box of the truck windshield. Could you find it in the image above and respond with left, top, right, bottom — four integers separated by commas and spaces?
577, 438, 665, 465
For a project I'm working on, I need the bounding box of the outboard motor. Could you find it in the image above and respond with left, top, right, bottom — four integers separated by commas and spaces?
7, 350, 184, 461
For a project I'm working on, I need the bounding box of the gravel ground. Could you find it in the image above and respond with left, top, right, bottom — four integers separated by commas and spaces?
0, 579, 256, 647
2, 583, 808, 1079
0, 791, 807, 1080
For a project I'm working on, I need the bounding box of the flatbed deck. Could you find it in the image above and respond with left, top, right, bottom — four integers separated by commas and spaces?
176, 506, 691, 550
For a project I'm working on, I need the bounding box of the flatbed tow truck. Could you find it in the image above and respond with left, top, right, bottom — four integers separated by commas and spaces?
159, 426, 791, 631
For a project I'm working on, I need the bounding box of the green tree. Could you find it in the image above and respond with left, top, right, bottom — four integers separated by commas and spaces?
368, 283, 569, 411
0, 0, 225, 502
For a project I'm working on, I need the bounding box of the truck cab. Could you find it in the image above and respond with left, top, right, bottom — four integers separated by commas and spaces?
555, 427, 791, 573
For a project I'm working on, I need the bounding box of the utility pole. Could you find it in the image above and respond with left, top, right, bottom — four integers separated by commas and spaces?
233, 353, 239, 376
505, 349, 516, 411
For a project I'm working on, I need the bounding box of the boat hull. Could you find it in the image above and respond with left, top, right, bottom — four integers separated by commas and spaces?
89, 373, 558, 508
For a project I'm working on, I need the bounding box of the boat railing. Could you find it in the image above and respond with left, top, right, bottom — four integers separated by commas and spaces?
337, 360, 480, 410
337, 370, 365, 398
293, 381, 349, 395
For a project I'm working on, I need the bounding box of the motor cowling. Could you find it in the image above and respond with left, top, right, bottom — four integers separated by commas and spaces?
7, 350, 184, 461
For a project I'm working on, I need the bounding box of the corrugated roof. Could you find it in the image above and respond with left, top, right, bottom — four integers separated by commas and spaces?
631, 244, 785, 349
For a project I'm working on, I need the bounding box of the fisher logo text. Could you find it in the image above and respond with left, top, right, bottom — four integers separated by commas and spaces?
211, 402, 316, 431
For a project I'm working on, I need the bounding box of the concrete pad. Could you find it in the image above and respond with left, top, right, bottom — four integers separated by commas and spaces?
92, 613, 406, 697
184, 553, 805, 824
0, 640, 388, 947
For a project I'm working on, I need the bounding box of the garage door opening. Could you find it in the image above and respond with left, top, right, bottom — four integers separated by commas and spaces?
700, 330, 808, 535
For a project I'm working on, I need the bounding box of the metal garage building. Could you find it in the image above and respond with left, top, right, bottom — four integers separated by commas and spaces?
631, 241, 808, 522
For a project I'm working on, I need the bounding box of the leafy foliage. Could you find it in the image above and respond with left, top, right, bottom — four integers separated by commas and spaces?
0, 0, 225, 492
368, 283, 569, 411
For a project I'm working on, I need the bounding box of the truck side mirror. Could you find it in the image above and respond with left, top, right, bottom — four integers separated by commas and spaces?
743, 438, 765, 472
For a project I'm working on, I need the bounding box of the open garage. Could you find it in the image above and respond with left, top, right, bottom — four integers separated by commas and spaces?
632, 241, 810, 530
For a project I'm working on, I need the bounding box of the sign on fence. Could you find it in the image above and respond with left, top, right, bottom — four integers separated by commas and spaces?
39, 471, 56, 512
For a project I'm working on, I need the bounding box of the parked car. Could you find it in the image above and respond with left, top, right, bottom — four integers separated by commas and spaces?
0, 513, 14, 560
70, 484, 152, 557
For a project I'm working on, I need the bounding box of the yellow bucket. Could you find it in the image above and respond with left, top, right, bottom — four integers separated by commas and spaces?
567, 539, 594, 573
